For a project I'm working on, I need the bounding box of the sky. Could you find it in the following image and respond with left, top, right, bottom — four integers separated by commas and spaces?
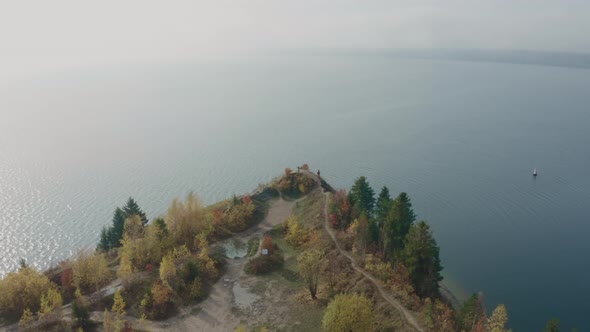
1, 0, 590, 77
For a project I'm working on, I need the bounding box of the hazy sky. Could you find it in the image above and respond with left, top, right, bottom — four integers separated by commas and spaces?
2, 0, 590, 77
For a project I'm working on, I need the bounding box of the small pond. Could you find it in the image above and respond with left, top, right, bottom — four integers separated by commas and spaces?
222, 239, 248, 259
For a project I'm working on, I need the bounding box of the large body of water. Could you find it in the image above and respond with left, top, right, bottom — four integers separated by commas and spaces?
1, 54, 589, 331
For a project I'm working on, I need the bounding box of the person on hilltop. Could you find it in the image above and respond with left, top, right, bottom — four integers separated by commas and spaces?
317, 169, 321, 178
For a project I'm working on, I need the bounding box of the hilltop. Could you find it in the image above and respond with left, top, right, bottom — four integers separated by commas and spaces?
0, 166, 511, 332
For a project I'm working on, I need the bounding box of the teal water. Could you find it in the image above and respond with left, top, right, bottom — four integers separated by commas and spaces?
1, 55, 589, 331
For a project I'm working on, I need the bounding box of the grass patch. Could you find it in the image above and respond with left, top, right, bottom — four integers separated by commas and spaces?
247, 237, 260, 257
190, 306, 202, 315
250, 280, 267, 295
278, 269, 299, 282
293, 190, 324, 228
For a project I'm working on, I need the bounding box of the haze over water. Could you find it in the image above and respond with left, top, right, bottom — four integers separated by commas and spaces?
1, 54, 589, 331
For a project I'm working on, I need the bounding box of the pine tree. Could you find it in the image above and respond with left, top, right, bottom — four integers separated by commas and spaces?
348, 176, 376, 218
375, 186, 392, 250
72, 288, 90, 328
110, 207, 127, 248
123, 197, 148, 225
401, 221, 443, 298
368, 218, 380, 246
375, 186, 391, 222
97, 226, 110, 251
383, 192, 416, 262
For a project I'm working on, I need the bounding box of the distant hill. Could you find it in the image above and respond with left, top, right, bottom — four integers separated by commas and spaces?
300, 48, 590, 69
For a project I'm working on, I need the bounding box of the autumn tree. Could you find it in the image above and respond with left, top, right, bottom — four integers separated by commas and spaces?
165, 192, 211, 248
383, 192, 416, 262
224, 198, 256, 232
72, 251, 112, 293
117, 253, 134, 285
297, 249, 324, 299
140, 280, 173, 320
159, 255, 177, 289
458, 293, 487, 332
18, 308, 34, 329
103, 309, 113, 332
328, 190, 352, 229
38, 287, 63, 324
389, 263, 420, 309
544, 318, 560, 332
487, 304, 511, 332
285, 215, 309, 247
322, 293, 374, 332
401, 221, 443, 298
123, 215, 144, 240
119, 223, 164, 271
111, 290, 126, 332
0, 266, 53, 317
348, 176, 376, 218
422, 298, 456, 332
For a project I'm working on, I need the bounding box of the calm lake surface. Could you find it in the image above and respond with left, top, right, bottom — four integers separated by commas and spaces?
1, 55, 589, 331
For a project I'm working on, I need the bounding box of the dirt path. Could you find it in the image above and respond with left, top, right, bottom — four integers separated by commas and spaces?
310, 172, 423, 332
149, 197, 297, 332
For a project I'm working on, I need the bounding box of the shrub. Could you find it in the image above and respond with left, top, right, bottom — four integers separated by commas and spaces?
302, 164, 310, 171
244, 244, 284, 275
364, 255, 393, 283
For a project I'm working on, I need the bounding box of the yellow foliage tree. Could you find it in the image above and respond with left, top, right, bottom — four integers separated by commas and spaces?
322, 293, 374, 332
119, 224, 163, 271
165, 192, 212, 248
0, 267, 53, 317
117, 253, 134, 285
159, 255, 177, 288
297, 249, 324, 299
103, 309, 113, 332
72, 251, 112, 293
487, 304, 512, 332
123, 215, 144, 240
38, 287, 63, 323
18, 308, 34, 329
111, 290, 127, 332
285, 215, 308, 247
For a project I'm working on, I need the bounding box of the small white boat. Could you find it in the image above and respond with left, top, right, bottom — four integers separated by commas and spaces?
533, 168, 538, 177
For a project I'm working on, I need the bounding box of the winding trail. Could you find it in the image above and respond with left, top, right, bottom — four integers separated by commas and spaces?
307, 171, 423, 332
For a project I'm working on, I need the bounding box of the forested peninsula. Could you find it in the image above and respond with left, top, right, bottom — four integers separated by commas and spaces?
1, 166, 553, 332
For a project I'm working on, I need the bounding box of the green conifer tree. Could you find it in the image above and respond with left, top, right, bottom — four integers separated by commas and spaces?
348, 176, 376, 218
123, 197, 148, 225
110, 207, 127, 248
97, 226, 110, 251
402, 221, 443, 298
383, 192, 416, 262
